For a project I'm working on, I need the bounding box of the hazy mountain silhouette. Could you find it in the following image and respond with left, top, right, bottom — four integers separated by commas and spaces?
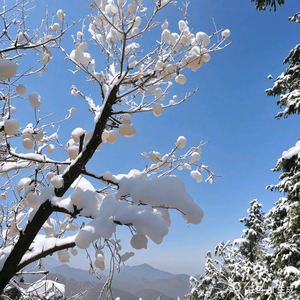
133, 275, 191, 299
121, 263, 176, 281
42, 256, 62, 270
47, 274, 139, 300
49, 264, 103, 284
46, 262, 194, 299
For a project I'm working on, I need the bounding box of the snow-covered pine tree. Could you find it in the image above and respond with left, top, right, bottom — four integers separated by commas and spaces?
289, 11, 300, 23
263, 9, 300, 299
239, 199, 267, 263
266, 143, 300, 297
250, 0, 285, 12
185, 200, 270, 300
247, 4, 300, 297
186, 241, 250, 300
265, 14, 300, 119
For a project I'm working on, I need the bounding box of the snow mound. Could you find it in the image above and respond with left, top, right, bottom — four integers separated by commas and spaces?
282, 140, 300, 160
115, 170, 204, 224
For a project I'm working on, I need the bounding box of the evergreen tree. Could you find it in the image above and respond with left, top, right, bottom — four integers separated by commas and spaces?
265, 11, 300, 119
263, 6, 300, 298
189, 2, 300, 298
289, 11, 300, 23
239, 199, 267, 263
185, 200, 270, 300
266, 142, 300, 297
250, 0, 285, 12
266, 43, 300, 119
186, 241, 251, 300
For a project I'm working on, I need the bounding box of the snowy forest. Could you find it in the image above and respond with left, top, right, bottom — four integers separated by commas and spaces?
0, 0, 299, 299
186, 1, 300, 299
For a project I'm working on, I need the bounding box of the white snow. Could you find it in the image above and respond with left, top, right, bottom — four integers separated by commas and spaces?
0, 245, 13, 271
149, 151, 162, 162
67, 139, 79, 160
119, 123, 136, 136
162, 30, 171, 44
281, 140, 300, 160
233, 238, 248, 247
195, 32, 210, 46
20, 235, 75, 266
26, 193, 39, 209
71, 176, 95, 191
71, 128, 86, 143
162, 19, 168, 30
25, 187, 55, 225
175, 74, 187, 85
106, 130, 119, 144
57, 9, 65, 22
176, 136, 187, 148
71, 248, 78, 256
291, 280, 300, 290
17, 177, 31, 195
94, 259, 105, 270
75, 215, 117, 249
43, 218, 57, 236
27, 280, 65, 298
0, 58, 19, 79
103, 171, 113, 181
115, 170, 204, 224
51, 175, 64, 188
95, 249, 105, 262
121, 252, 135, 262
154, 207, 171, 227
57, 249, 70, 263
75, 184, 189, 249
52, 23, 60, 32
190, 170, 203, 183
16, 84, 26, 95
78, 189, 103, 218
66, 223, 78, 231
47, 144, 55, 154
4, 119, 20, 135
22, 138, 34, 150
130, 233, 148, 249
284, 266, 300, 276
0, 161, 30, 173
154, 88, 164, 100
70, 189, 84, 206
28, 92, 41, 108
51, 195, 74, 213
222, 29, 231, 39
153, 103, 163, 117
189, 152, 201, 164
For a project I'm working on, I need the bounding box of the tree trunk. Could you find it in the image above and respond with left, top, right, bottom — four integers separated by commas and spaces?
0, 200, 53, 292
0, 86, 118, 294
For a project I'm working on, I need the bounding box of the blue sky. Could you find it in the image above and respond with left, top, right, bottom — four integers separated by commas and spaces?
13, 0, 299, 275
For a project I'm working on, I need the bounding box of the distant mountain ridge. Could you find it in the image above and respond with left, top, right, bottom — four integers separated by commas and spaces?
122, 263, 176, 281
46, 261, 194, 299
49, 264, 101, 284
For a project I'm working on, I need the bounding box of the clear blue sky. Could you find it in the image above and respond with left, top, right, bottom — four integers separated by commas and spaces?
16, 0, 299, 275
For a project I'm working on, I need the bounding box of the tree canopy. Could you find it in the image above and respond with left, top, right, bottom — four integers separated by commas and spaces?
0, 0, 231, 297
251, 0, 285, 11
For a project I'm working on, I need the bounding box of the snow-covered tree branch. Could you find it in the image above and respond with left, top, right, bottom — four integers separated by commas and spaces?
0, 0, 231, 297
